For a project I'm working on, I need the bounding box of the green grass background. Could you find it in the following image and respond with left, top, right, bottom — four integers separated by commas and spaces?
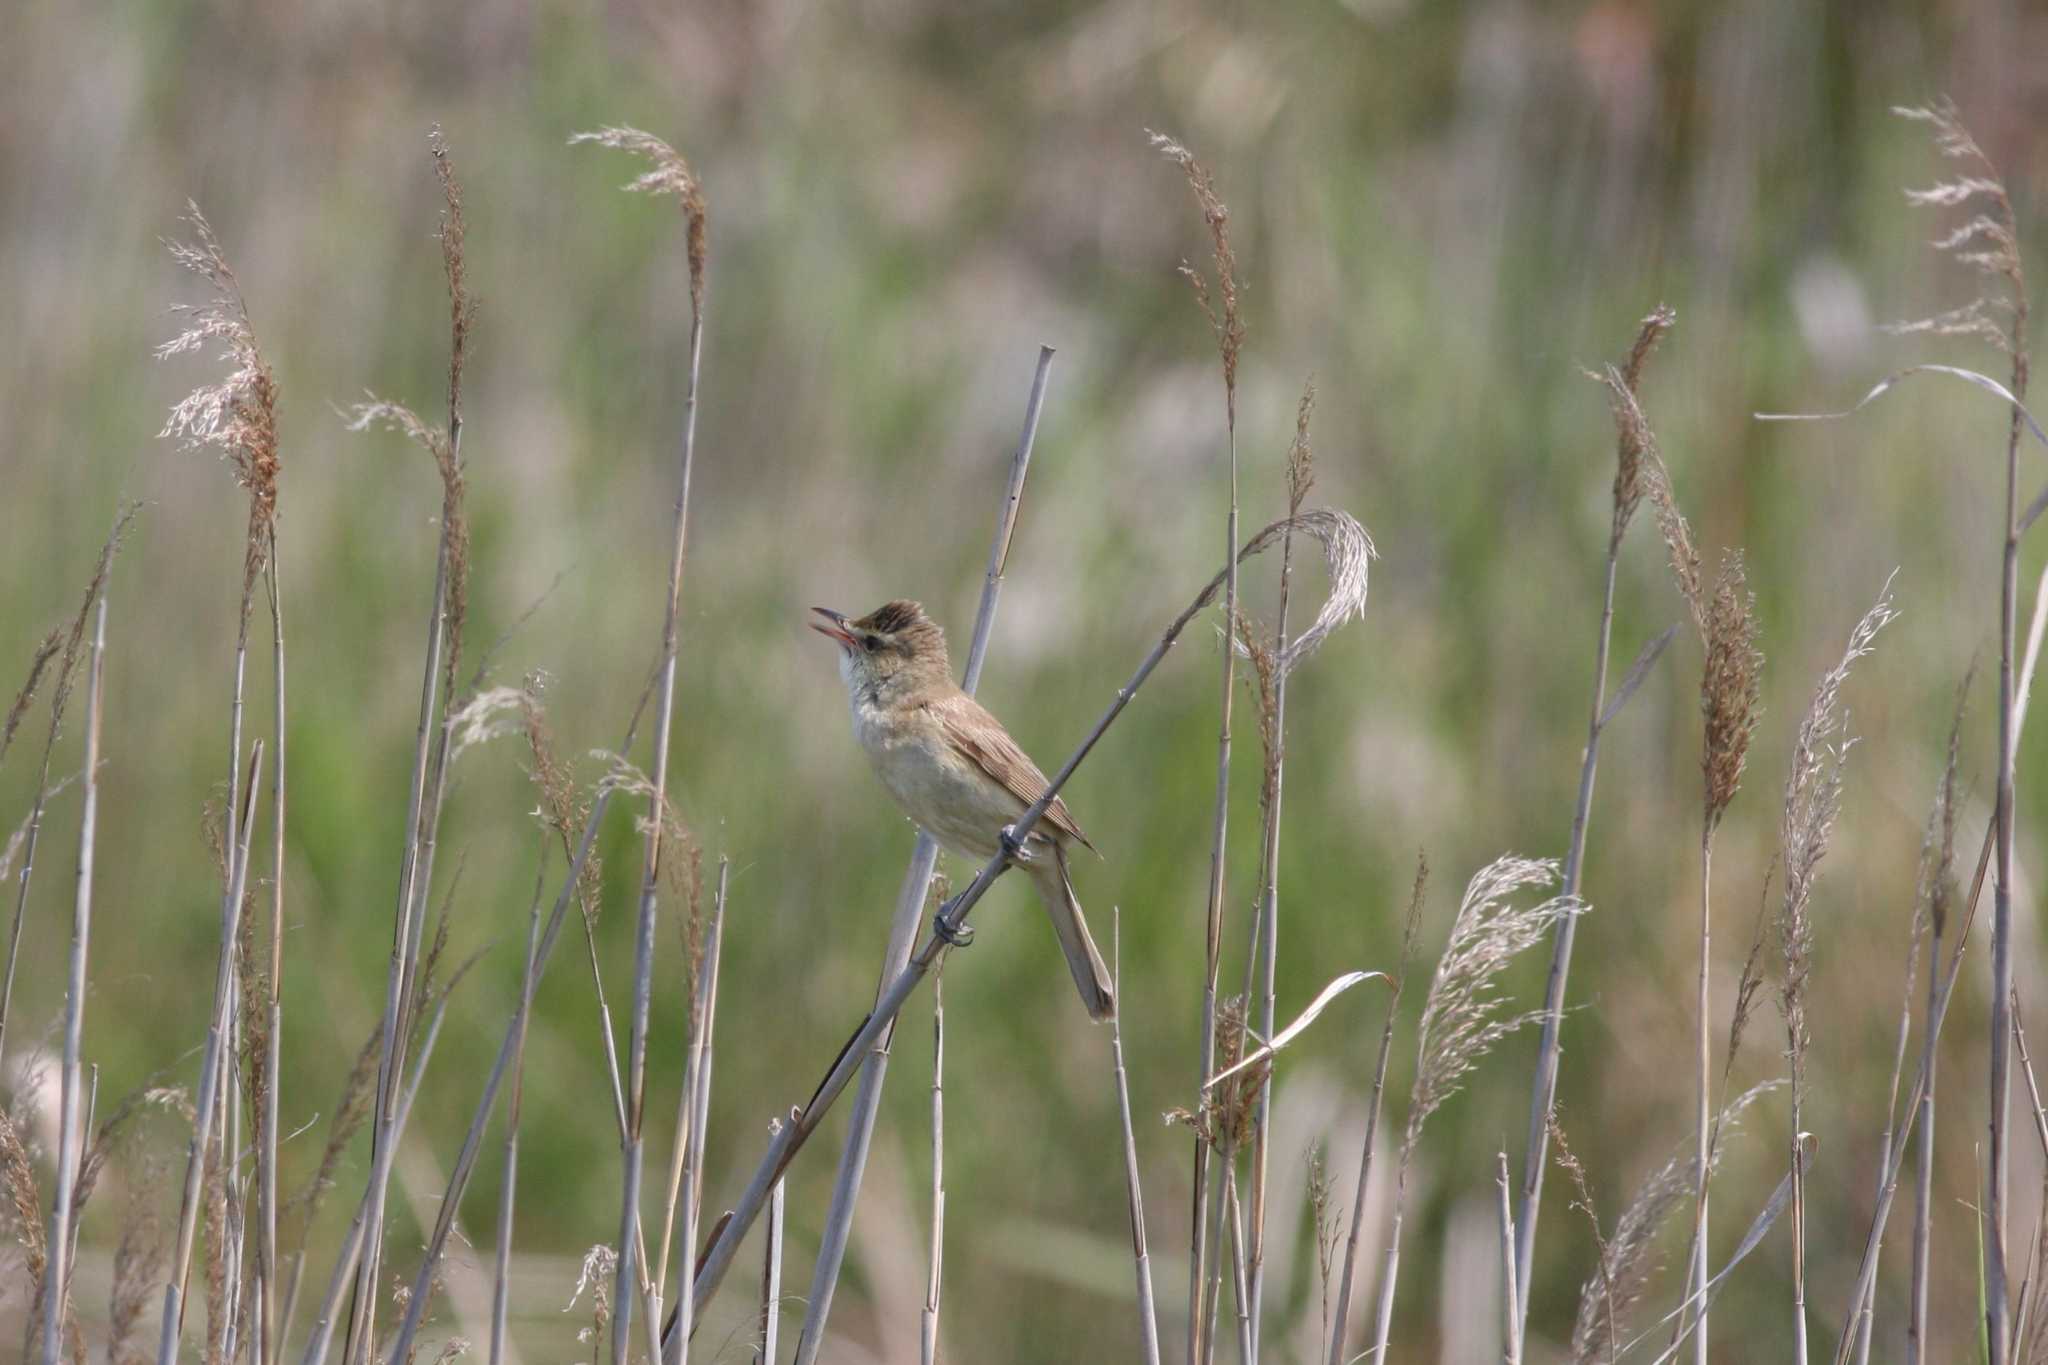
3, 0, 2044, 1358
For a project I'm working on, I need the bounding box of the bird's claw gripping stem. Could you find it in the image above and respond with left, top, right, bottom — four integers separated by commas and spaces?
999, 823, 1033, 865
933, 913, 975, 949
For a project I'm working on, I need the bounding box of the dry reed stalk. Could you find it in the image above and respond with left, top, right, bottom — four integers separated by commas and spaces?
39, 596, 105, 1365
1514, 306, 1675, 1333
1109, 908, 1163, 1365
1325, 854, 1424, 1365
1906, 673, 1969, 1365
489, 853, 548, 1365
653, 856, 720, 1365
1888, 100, 2031, 1361
1241, 380, 1317, 1364
1370, 856, 1579, 1364
1636, 391, 1761, 1365
760, 1132, 786, 1365
1149, 127, 1246, 1365
1776, 581, 1897, 1362
256, 542, 288, 1365
159, 744, 265, 1362
567, 124, 708, 1365
920, 967, 945, 1365
1497, 1152, 1521, 1365
342, 130, 474, 1361
0, 507, 135, 1067
296, 988, 458, 1365
683, 510, 1371, 1334
791, 345, 1054, 1365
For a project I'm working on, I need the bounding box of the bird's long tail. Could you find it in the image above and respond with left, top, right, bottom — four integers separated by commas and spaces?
1030, 845, 1116, 1022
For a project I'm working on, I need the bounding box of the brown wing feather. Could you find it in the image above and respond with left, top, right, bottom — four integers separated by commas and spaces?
930, 693, 1097, 852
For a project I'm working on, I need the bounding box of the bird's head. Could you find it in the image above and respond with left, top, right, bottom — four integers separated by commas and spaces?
810, 600, 951, 697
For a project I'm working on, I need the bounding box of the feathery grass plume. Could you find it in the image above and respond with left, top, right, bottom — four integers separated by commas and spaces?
1888, 100, 2028, 355
287, 1023, 380, 1235
520, 681, 602, 924
1371, 858, 1577, 1360
1306, 1143, 1341, 1350
1785, 573, 1908, 1365
571, 1245, 620, 1350
592, 751, 704, 915
345, 398, 470, 696
1326, 853, 1426, 1365
0, 630, 61, 771
1287, 378, 1316, 512
1700, 554, 1764, 830
159, 204, 279, 603
1149, 131, 1245, 427
1406, 858, 1578, 1153
0, 1105, 47, 1329
429, 127, 476, 441
570, 126, 707, 310
1569, 1083, 1777, 1364
1725, 861, 1776, 1084
73, 1084, 193, 1220
1547, 1111, 1618, 1363
1607, 306, 1677, 552
110, 1153, 171, 1365
1779, 580, 1899, 1071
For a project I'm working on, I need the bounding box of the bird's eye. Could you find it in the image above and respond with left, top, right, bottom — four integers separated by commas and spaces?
862, 635, 881, 653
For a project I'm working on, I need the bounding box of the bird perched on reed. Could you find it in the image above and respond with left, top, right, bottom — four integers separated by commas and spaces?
810, 600, 1115, 1021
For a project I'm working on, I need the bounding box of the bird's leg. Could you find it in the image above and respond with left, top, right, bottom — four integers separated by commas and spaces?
933, 888, 975, 948
998, 824, 1035, 866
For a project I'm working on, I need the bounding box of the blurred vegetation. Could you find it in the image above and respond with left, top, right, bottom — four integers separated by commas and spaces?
4, 0, 2047, 1359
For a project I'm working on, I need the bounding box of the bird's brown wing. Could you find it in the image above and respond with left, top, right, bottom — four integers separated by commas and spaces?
930, 692, 1097, 853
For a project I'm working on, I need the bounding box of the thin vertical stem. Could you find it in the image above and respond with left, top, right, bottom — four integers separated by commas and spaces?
1690, 831, 1715, 1365
921, 971, 945, 1365
1111, 910, 1163, 1365
158, 742, 265, 1365
792, 346, 1053, 1365
259, 544, 287, 1365
1991, 398, 2022, 1365
40, 597, 104, 1365
489, 864, 546, 1365
762, 1164, 786, 1365
1909, 912, 1943, 1365
1516, 548, 1620, 1322
614, 215, 708, 1365
1327, 990, 1401, 1365
1497, 1153, 1521, 1365
661, 858, 727, 1365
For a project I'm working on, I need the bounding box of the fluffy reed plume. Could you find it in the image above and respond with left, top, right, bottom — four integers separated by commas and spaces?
1779, 581, 1898, 1084
110, 1155, 171, 1365
0, 631, 61, 770
1407, 858, 1577, 1151
1564, 1083, 1776, 1364
1890, 99, 2031, 1357
1370, 857, 1577, 1360
1517, 306, 1677, 1334
1305, 1143, 1341, 1350
570, 127, 707, 308
431, 127, 477, 442
344, 398, 470, 694
1887, 100, 2028, 356
1, 1104, 48, 1330
1149, 125, 1248, 1365
159, 204, 280, 602
571, 1245, 620, 1351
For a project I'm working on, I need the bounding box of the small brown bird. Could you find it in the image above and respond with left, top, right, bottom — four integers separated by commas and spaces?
810, 600, 1116, 1021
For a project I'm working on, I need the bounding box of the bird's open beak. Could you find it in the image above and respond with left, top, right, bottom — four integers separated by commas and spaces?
809, 606, 857, 649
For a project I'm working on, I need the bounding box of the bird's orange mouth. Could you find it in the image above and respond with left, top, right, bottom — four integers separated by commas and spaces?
809, 606, 856, 649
